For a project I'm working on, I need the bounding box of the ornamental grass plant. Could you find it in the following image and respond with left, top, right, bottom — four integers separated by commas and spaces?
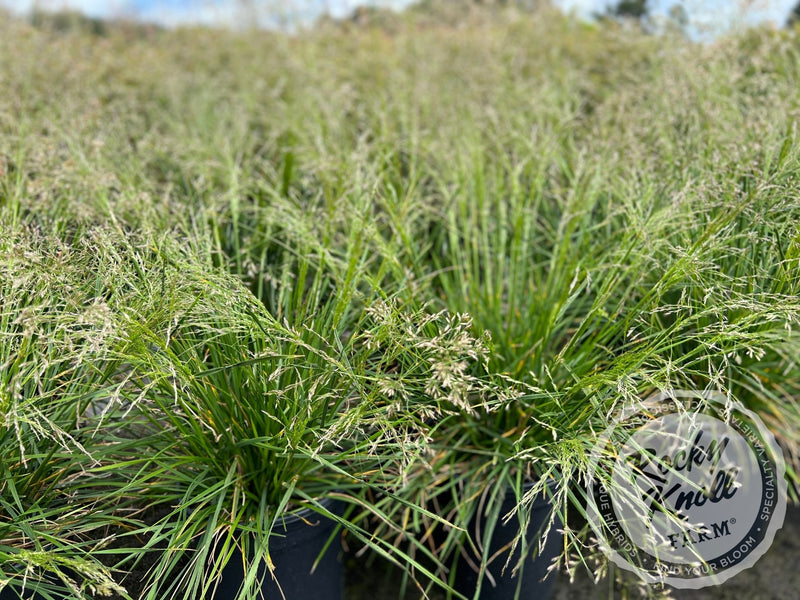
0, 221, 467, 599
0, 224, 136, 598
80, 230, 470, 600
372, 149, 800, 598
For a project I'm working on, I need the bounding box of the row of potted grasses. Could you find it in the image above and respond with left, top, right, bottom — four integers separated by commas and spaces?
2, 14, 800, 598
2, 165, 800, 598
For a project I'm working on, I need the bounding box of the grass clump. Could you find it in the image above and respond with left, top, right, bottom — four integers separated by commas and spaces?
0, 225, 136, 598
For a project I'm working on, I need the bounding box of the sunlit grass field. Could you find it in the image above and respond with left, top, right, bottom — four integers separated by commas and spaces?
2, 5, 800, 598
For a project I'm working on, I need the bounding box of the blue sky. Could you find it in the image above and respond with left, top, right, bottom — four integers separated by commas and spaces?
561, 0, 797, 37
1, 1, 798, 34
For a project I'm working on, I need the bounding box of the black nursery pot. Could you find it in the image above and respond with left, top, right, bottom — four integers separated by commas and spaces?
206, 500, 344, 600
452, 482, 562, 600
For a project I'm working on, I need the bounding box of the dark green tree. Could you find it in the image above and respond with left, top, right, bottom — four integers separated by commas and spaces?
610, 0, 649, 19
30, 9, 107, 36
668, 3, 688, 28
789, 1, 800, 26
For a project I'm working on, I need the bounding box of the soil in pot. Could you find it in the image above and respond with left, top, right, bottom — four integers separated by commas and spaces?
450, 482, 562, 600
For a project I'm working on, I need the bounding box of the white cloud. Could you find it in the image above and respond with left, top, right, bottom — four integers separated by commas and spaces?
135, 2, 240, 28
553, 0, 603, 19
